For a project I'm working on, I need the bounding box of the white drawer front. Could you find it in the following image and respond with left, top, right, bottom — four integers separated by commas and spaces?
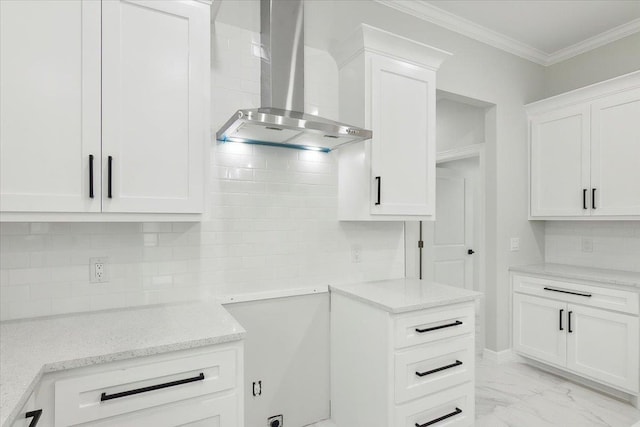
394, 382, 474, 427
395, 336, 474, 404
513, 274, 639, 315
76, 392, 238, 427
55, 348, 237, 426
394, 305, 474, 349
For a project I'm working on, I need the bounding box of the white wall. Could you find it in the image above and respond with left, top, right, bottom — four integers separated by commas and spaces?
544, 32, 640, 97
545, 222, 640, 273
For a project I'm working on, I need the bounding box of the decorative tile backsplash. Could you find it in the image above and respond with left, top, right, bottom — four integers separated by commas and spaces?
0, 23, 405, 320
545, 221, 640, 272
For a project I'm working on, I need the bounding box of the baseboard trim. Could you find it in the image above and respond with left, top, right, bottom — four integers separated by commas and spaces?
482, 348, 514, 363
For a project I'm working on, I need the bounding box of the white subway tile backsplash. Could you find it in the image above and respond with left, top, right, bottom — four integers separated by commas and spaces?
545, 221, 640, 272
0, 23, 404, 320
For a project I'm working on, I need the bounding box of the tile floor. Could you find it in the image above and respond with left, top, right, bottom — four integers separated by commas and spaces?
306, 358, 640, 427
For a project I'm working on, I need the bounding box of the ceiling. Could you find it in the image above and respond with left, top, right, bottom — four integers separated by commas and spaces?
380, 0, 640, 65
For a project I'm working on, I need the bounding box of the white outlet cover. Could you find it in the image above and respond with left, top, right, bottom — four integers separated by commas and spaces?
510, 238, 520, 251
90, 257, 109, 283
581, 237, 594, 253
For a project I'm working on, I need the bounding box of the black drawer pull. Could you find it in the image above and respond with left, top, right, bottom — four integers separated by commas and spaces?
100, 372, 204, 402
375, 176, 381, 205
543, 287, 592, 297
416, 360, 462, 377
89, 154, 94, 198
559, 309, 564, 331
415, 407, 462, 427
25, 409, 42, 427
107, 155, 113, 198
592, 188, 596, 210
416, 320, 462, 334
583, 189, 587, 210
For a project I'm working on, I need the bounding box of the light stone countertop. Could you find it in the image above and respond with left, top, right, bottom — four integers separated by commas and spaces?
0, 302, 245, 427
509, 263, 640, 289
330, 278, 482, 313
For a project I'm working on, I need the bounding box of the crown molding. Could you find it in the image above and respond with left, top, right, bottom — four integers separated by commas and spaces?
546, 18, 640, 65
374, 0, 640, 67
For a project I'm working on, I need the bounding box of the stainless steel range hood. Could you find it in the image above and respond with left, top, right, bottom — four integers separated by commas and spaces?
215, 0, 372, 152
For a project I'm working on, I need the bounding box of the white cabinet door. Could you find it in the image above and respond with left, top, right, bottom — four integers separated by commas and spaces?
369, 55, 435, 216
566, 304, 639, 392
590, 88, 640, 216
101, 0, 206, 213
0, 0, 101, 212
513, 294, 567, 366
530, 105, 591, 217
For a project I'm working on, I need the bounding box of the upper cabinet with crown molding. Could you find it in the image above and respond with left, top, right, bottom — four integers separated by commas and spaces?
331, 25, 452, 221
0, 0, 210, 222
527, 71, 640, 220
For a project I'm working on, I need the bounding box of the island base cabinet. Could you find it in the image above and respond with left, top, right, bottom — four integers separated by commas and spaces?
567, 305, 639, 393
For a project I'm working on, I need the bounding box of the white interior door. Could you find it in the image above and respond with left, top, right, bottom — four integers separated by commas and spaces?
0, 0, 101, 212
590, 87, 640, 216
101, 0, 206, 213
530, 105, 591, 217
370, 54, 435, 216
423, 168, 474, 289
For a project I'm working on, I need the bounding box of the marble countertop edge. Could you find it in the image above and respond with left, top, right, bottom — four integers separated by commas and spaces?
509, 263, 640, 289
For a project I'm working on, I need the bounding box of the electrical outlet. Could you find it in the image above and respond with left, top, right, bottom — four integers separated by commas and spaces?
351, 244, 362, 264
267, 415, 283, 427
510, 237, 520, 252
90, 257, 109, 283
581, 237, 594, 253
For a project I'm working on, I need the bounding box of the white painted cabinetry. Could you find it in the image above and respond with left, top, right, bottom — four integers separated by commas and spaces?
512, 273, 640, 402
9, 343, 243, 427
0, 0, 209, 220
527, 71, 640, 220
331, 293, 475, 427
331, 25, 451, 221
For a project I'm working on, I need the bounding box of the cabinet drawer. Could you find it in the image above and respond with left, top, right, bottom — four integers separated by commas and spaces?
76, 392, 238, 427
394, 305, 474, 349
394, 382, 474, 427
395, 336, 474, 404
513, 275, 639, 315
55, 348, 237, 426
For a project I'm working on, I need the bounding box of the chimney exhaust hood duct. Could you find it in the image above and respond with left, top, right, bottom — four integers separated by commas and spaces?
215, 0, 372, 152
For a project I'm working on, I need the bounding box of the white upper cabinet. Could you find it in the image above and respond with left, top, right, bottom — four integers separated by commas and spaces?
331, 25, 451, 221
0, 0, 209, 220
527, 71, 640, 220
590, 88, 640, 216
0, 0, 101, 213
101, 0, 207, 214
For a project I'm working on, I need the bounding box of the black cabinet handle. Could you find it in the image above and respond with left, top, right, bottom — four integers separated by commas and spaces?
100, 372, 204, 402
375, 176, 381, 205
583, 189, 587, 210
543, 287, 592, 297
107, 156, 113, 198
25, 409, 42, 427
568, 311, 573, 333
416, 320, 462, 334
559, 309, 564, 331
416, 360, 463, 377
592, 188, 596, 210
89, 155, 94, 199
415, 407, 462, 427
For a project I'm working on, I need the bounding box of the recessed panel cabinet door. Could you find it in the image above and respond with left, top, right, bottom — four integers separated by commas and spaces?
530, 105, 590, 217
0, 0, 101, 212
513, 293, 567, 367
590, 88, 640, 216
566, 304, 639, 392
370, 55, 435, 216
101, 0, 206, 213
